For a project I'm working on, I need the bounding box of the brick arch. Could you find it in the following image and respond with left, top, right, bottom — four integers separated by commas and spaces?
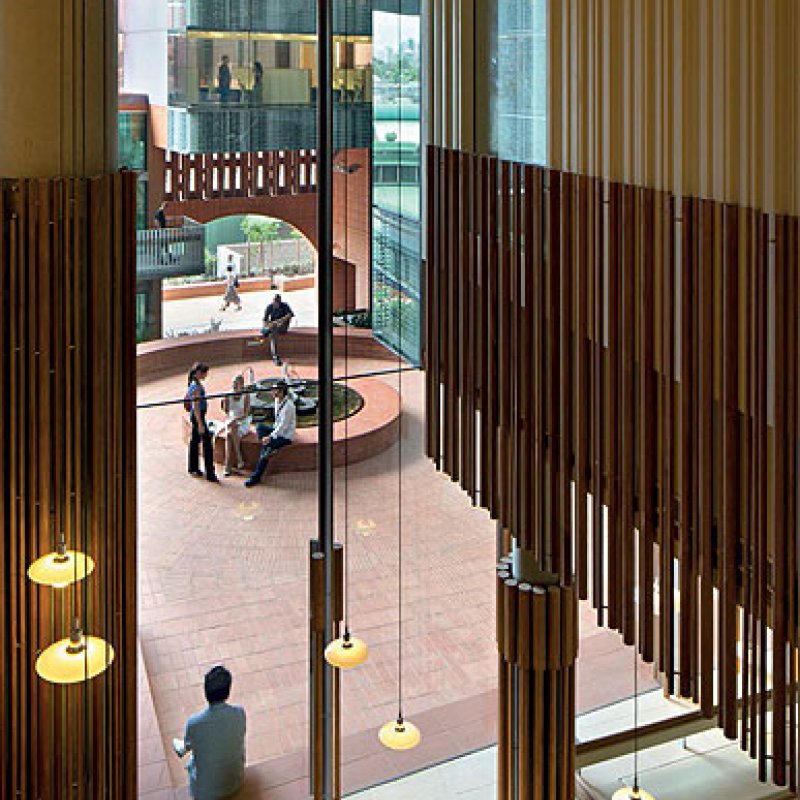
164, 193, 319, 249
165, 194, 359, 310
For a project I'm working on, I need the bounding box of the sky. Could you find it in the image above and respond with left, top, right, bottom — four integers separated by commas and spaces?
373, 11, 420, 61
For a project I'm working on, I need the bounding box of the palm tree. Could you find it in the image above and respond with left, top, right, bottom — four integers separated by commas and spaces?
240, 217, 281, 279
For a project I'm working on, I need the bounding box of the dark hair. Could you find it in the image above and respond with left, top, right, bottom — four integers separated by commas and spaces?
188, 361, 210, 385
273, 381, 288, 397
254, 60, 263, 73
204, 665, 232, 703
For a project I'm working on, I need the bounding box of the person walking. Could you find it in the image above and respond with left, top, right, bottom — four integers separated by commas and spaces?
173, 666, 246, 800
244, 381, 295, 487
220, 257, 242, 311
186, 362, 219, 482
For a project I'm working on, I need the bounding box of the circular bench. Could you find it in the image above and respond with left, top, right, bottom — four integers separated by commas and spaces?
180, 375, 400, 476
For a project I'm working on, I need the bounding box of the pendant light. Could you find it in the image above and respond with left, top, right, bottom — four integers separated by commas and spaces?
379, 153, 419, 748
325, 130, 368, 671
35, 617, 114, 684
28, 534, 95, 588
613, 555, 655, 800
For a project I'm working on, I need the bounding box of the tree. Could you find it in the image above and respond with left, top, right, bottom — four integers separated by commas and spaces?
240, 217, 281, 277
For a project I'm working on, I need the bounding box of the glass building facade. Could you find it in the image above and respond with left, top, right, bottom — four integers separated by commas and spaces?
370, 12, 422, 364
165, 2, 374, 153
494, 0, 547, 165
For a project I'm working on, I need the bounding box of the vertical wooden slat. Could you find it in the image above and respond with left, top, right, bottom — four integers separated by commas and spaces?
606, 182, 621, 632
696, 199, 715, 716
547, 171, 562, 577
660, 195, 676, 693
677, 197, 695, 699
772, 215, 788, 784
638, 187, 656, 662
559, 172, 574, 586
591, 178, 605, 624
620, 183, 636, 645
575, 175, 591, 600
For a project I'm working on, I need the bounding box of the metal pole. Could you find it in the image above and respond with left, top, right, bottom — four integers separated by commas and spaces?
316, 0, 335, 794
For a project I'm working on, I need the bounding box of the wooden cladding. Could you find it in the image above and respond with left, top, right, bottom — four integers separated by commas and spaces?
164, 149, 317, 203
548, 0, 800, 216
496, 564, 578, 800
0, 174, 138, 797
424, 145, 800, 789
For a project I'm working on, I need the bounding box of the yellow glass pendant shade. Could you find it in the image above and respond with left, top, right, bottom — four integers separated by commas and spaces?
36, 625, 114, 684
612, 788, 656, 800
28, 545, 94, 588
379, 717, 421, 750
325, 633, 368, 668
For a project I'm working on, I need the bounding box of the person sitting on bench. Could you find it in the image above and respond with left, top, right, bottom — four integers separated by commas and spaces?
261, 293, 294, 365
245, 381, 296, 487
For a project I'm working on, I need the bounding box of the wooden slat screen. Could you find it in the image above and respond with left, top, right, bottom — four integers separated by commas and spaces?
164, 149, 318, 203
1, 174, 137, 798
424, 145, 800, 791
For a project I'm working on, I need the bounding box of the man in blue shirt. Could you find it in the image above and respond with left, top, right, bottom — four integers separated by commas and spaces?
175, 666, 246, 799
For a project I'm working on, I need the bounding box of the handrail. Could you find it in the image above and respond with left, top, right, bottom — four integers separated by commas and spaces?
136, 216, 206, 278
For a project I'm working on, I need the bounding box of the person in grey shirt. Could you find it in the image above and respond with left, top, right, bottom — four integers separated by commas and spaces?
176, 666, 246, 799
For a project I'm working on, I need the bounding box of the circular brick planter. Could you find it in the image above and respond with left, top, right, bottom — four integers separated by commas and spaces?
180, 375, 400, 475
138, 329, 402, 476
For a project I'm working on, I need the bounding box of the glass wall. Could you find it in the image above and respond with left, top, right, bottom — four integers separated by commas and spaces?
168, 34, 375, 107
494, 0, 547, 165
118, 110, 149, 229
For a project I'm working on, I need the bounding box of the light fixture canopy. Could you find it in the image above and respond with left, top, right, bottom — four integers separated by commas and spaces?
27, 538, 94, 588
379, 716, 421, 751
612, 787, 656, 800
35, 620, 114, 684
324, 631, 368, 668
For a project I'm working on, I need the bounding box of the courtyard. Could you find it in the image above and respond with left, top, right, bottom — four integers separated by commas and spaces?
136, 324, 657, 799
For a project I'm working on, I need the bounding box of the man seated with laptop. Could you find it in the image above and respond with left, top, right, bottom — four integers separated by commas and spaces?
173, 666, 246, 799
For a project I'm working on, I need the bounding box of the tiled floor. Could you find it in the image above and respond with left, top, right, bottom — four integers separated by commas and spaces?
137, 347, 657, 797
350, 691, 790, 800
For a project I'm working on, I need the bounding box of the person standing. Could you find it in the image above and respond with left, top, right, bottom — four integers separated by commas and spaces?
251, 60, 264, 105
186, 362, 219, 482
173, 666, 246, 800
218, 55, 232, 103
261, 293, 294, 365
220, 257, 242, 311
245, 381, 295, 487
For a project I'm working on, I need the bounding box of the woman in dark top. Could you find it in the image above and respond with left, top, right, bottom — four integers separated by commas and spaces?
187, 362, 219, 482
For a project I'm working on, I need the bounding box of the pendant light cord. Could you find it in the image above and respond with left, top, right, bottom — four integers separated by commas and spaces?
395, 4, 404, 723
342, 14, 351, 636
633, 582, 639, 792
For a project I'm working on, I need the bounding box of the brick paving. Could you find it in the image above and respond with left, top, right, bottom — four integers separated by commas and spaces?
137, 350, 657, 797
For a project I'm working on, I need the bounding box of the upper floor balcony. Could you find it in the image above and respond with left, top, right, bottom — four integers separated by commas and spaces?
168, 0, 371, 35
137, 217, 205, 280
167, 102, 372, 154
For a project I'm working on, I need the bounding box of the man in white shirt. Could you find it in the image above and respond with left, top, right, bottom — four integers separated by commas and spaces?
174, 665, 246, 800
245, 381, 296, 487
